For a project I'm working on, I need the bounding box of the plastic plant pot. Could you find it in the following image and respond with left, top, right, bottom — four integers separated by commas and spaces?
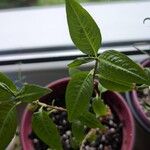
126, 58, 150, 132
125, 58, 150, 150
20, 78, 135, 150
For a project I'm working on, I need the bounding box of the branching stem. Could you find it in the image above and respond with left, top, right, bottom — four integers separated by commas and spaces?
33, 100, 67, 111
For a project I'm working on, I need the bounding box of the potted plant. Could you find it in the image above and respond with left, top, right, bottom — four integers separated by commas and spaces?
125, 56, 150, 150
0, 0, 149, 149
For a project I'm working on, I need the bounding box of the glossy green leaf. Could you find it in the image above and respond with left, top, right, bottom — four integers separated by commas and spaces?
98, 50, 148, 85
65, 0, 101, 56
0, 102, 17, 150
68, 57, 94, 68
16, 84, 51, 102
66, 72, 93, 121
79, 111, 104, 129
99, 75, 134, 92
72, 121, 85, 145
32, 110, 62, 150
92, 97, 108, 117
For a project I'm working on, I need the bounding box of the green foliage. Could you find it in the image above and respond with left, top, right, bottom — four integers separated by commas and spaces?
0, 0, 150, 149
68, 57, 94, 68
144, 67, 150, 85
16, 83, 51, 102
92, 97, 108, 117
66, 0, 101, 56
78, 111, 104, 129
98, 50, 148, 86
72, 121, 85, 145
0, 73, 17, 91
0, 72, 17, 101
66, 72, 93, 121
97, 82, 107, 95
0, 103, 17, 150
69, 68, 82, 77
99, 75, 134, 92
32, 109, 63, 150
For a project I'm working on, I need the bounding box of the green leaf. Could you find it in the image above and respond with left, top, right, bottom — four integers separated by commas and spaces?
98, 50, 148, 85
0, 83, 15, 102
92, 97, 108, 117
0, 72, 17, 91
16, 84, 51, 102
66, 72, 93, 121
69, 68, 82, 77
97, 82, 107, 94
68, 57, 94, 68
0, 102, 17, 150
144, 67, 150, 85
79, 111, 104, 129
32, 110, 63, 150
99, 75, 134, 92
0, 72, 17, 101
65, 0, 101, 56
72, 121, 85, 145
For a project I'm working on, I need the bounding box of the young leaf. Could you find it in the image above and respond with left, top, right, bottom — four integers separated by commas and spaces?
72, 121, 85, 145
65, 0, 101, 56
98, 50, 148, 85
0, 103, 17, 150
16, 84, 51, 102
66, 72, 93, 121
79, 111, 104, 129
32, 110, 63, 150
99, 75, 134, 92
68, 57, 94, 68
98, 82, 107, 94
92, 97, 108, 117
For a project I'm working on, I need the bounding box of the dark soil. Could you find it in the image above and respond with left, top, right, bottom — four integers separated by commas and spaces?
29, 110, 122, 150
137, 88, 150, 120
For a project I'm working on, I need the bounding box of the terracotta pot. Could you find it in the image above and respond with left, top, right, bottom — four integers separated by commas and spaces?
20, 78, 135, 150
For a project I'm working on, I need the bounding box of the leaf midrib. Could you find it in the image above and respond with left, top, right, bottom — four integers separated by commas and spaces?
100, 58, 146, 82
70, 74, 90, 120
68, 0, 97, 56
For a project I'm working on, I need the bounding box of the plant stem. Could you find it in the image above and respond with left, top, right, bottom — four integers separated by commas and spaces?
33, 100, 67, 111
133, 43, 150, 57
80, 129, 96, 150
93, 58, 99, 81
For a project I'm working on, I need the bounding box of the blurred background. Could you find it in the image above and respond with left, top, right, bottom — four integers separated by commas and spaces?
0, 0, 149, 9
